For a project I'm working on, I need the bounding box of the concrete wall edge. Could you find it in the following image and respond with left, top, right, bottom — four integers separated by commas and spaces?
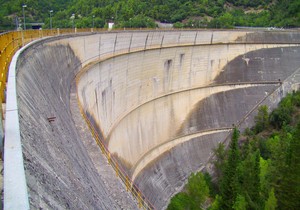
3, 38, 48, 210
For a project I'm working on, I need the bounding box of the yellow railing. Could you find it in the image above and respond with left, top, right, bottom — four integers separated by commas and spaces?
0, 29, 78, 107
0, 31, 20, 104
77, 99, 155, 209
0, 27, 157, 105
0, 30, 55, 104
0, 27, 171, 116
0, 28, 156, 209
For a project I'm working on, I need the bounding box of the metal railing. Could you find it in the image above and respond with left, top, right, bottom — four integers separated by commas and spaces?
76, 97, 155, 209
0, 28, 156, 210
0, 28, 96, 109
1, 27, 198, 210
2, 28, 299, 210
0, 27, 174, 107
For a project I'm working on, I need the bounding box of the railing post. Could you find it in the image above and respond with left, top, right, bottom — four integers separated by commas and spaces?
107, 152, 111, 165
138, 192, 142, 209
126, 176, 130, 191
115, 162, 119, 177
21, 30, 24, 46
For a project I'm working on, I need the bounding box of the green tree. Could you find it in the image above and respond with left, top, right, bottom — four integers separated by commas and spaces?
213, 142, 227, 181
264, 188, 277, 210
187, 172, 210, 209
270, 94, 294, 129
169, 91, 300, 209
167, 192, 192, 210
252, 151, 261, 204
276, 123, 300, 209
204, 172, 217, 197
232, 194, 247, 210
1, 0, 300, 30
219, 12, 234, 28
239, 151, 261, 208
259, 157, 271, 199
167, 171, 210, 210
209, 195, 222, 210
254, 105, 269, 133
292, 91, 300, 107
173, 22, 184, 28
266, 132, 293, 193
220, 128, 241, 209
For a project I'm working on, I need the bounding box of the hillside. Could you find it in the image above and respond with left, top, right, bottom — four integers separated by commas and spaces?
0, 0, 299, 30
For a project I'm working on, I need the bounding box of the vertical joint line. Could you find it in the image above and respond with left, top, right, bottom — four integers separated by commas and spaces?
178, 33, 181, 44
160, 35, 164, 48
144, 34, 149, 50
194, 31, 198, 45
113, 33, 118, 55
129, 33, 133, 53
98, 35, 101, 59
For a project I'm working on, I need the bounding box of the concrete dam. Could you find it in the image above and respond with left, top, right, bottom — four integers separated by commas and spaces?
13, 30, 300, 209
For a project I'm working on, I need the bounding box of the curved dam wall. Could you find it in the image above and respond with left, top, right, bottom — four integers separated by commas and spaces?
16, 42, 120, 209
15, 30, 300, 209
134, 46, 300, 208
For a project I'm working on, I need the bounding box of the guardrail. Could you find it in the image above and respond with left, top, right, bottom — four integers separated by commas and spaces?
2, 28, 299, 210
0, 28, 115, 104
0, 29, 82, 101
1, 27, 192, 210
0, 27, 173, 108
76, 99, 155, 209
1, 28, 157, 210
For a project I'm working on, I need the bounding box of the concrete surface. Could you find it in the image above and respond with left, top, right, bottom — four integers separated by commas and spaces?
17, 43, 126, 209
4, 41, 33, 210
69, 81, 138, 209
13, 30, 300, 209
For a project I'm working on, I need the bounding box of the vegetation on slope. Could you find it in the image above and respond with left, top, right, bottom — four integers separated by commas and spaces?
0, 0, 299, 30
168, 91, 300, 209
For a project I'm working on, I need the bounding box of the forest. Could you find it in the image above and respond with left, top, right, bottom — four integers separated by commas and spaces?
167, 91, 300, 209
0, 0, 299, 30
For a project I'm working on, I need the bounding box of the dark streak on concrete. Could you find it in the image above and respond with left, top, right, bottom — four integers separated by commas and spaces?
17, 43, 118, 209
134, 46, 300, 209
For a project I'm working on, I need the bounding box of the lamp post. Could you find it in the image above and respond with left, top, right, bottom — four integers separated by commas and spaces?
22, 4, 27, 30
129, 18, 132, 28
15, 16, 19, 30
92, 15, 95, 28
50, 10, 53, 30
71, 13, 75, 28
